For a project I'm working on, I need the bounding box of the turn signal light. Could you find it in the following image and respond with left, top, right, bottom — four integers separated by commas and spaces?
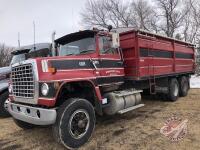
48, 67, 56, 74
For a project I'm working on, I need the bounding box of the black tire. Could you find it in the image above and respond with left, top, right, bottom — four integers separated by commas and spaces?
168, 78, 179, 101
52, 98, 95, 149
155, 93, 168, 101
179, 76, 189, 97
13, 119, 37, 129
0, 91, 10, 117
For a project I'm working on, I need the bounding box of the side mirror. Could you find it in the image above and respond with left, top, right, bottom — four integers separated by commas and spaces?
112, 33, 120, 48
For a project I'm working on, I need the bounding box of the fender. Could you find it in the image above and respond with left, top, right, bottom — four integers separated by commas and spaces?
38, 79, 103, 115
0, 79, 9, 94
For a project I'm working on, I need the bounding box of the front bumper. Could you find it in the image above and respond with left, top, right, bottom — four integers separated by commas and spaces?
8, 101, 57, 125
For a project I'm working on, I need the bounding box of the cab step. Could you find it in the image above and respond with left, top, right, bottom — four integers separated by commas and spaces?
118, 104, 145, 114
114, 90, 143, 97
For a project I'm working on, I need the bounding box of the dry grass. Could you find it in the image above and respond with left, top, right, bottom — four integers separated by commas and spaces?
0, 89, 200, 150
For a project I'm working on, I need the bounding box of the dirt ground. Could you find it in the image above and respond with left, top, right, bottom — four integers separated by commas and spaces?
0, 89, 200, 150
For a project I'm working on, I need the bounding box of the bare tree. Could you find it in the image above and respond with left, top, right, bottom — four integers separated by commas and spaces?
81, 0, 109, 28
180, 0, 200, 43
80, 0, 200, 44
189, 0, 200, 44
0, 44, 13, 67
130, 0, 159, 32
81, 0, 154, 29
81, 0, 134, 28
104, 0, 132, 28
154, 0, 189, 37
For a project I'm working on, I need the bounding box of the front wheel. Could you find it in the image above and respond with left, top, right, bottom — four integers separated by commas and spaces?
52, 98, 95, 149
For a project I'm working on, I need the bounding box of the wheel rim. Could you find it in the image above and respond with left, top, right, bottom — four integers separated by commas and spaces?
69, 109, 90, 139
174, 83, 179, 96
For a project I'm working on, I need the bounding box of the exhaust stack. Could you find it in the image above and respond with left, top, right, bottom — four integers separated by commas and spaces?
51, 31, 56, 56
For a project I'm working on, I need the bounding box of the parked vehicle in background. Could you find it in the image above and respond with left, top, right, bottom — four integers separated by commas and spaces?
7, 28, 195, 149
0, 67, 11, 117
0, 43, 51, 117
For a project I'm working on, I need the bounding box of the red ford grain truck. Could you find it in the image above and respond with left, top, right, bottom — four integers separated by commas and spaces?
8, 28, 195, 149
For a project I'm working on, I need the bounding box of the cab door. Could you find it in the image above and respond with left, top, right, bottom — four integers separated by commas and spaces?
96, 35, 125, 86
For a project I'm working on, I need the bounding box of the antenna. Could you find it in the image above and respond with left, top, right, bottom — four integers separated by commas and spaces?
18, 32, 21, 48
33, 21, 36, 50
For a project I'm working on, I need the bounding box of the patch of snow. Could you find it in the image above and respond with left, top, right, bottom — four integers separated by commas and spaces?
190, 75, 200, 88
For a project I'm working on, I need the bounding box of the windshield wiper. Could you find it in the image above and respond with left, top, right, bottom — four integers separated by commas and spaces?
65, 53, 74, 56
80, 50, 94, 54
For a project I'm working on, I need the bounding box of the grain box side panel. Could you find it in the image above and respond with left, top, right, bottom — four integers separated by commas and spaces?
174, 42, 195, 73
137, 34, 174, 78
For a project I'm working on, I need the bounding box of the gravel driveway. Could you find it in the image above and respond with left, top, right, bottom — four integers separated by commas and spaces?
0, 89, 200, 150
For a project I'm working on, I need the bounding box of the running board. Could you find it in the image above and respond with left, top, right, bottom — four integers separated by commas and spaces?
118, 104, 145, 114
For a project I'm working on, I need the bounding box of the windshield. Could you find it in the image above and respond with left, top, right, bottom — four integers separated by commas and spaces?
59, 37, 95, 56
10, 53, 26, 65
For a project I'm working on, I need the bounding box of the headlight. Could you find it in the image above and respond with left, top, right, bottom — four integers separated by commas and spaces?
41, 83, 49, 96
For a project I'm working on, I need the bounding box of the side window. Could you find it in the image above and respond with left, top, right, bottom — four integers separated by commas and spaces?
99, 36, 118, 54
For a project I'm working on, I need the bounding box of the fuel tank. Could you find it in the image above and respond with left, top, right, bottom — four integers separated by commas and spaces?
103, 89, 142, 115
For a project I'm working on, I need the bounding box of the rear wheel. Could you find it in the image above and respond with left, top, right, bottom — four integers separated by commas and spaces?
179, 76, 189, 97
52, 98, 95, 149
168, 78, 179, 101
0, 91, 10, 117
13, 119, 37, 129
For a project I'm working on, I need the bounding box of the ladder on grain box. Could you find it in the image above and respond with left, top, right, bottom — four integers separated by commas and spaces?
148, 46, 156, 94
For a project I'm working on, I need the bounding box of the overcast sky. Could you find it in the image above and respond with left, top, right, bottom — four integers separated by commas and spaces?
0, 0, 87, 47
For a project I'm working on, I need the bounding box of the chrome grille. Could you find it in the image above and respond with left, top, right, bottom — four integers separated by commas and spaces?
12, 64, 35, 98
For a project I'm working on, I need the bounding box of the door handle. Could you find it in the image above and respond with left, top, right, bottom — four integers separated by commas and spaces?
90, 59, 97, 70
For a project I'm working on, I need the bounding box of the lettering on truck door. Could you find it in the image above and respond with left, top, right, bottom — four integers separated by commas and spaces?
97, 36, 124, 86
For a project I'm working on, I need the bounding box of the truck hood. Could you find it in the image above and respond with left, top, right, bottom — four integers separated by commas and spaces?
0, 66, 11, 75
0, 66, 11, 81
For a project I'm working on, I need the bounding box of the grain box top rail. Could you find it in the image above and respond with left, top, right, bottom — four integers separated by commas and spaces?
116, 28, 195, 47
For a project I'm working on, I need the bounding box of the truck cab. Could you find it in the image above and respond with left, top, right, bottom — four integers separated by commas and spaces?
8, 30, 127, 113
54, 30, 124, 90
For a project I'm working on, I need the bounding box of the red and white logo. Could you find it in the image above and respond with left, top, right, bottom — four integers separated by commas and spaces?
160, 115, 188, 142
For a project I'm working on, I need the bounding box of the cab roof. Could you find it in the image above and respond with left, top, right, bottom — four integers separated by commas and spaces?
55, 30, 97, 45
11, 43, 51, 55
